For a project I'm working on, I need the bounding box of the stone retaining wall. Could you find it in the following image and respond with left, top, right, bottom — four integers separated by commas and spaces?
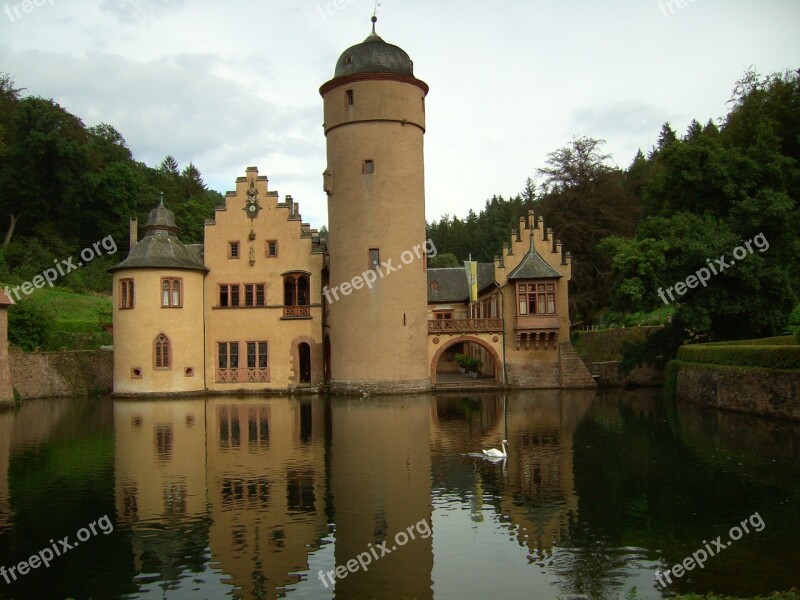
672, 361, 800, 421
591, 361, 664, 387
329, 378, 432, 396
8, 347, 113, 400
573, 327, 664, 386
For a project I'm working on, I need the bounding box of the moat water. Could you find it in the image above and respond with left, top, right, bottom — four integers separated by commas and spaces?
0, 390, 798, 600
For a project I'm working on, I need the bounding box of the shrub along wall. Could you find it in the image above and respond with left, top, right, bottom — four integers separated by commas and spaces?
704, 335, 797, 346
677, 345, 800, 370
669, 336, 800, 421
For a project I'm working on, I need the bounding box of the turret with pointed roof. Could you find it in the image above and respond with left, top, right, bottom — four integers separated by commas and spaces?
110, 202, 207, 272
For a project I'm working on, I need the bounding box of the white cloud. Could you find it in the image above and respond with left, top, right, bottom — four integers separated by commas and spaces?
0, 0, 798, 229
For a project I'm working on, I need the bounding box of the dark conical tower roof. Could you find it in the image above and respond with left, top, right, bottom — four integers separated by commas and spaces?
333, 16, 415, 78
109, 200, 207, 272
144, 201, 178, 232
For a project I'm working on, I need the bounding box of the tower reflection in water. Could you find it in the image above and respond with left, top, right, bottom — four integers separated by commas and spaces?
114, 398, 330, 598
111, 393, 590, 599
113, 395, 435, 599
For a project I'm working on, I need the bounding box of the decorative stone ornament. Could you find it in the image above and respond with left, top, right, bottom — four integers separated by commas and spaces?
244, 180, 261, 219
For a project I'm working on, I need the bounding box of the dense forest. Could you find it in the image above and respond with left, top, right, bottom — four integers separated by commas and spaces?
428, 69, 800, 362
1, 69, 798, 361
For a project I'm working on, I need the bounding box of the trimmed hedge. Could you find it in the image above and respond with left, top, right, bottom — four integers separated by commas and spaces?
677, 345, 800, 370
704, 335, 797, 346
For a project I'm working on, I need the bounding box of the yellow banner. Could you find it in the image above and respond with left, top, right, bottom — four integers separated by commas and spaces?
465, 261, 478, 302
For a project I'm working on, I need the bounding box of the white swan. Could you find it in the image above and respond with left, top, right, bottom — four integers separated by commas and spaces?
482, 439, 508, 458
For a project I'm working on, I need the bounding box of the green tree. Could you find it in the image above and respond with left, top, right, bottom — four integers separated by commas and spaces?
606, 69, 800, 366
429, 253, 461, 268
7, 299, 55, 351
0, 97, 89, 248
536, 137, 642, 322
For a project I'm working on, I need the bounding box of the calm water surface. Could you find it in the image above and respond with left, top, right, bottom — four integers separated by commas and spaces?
0, 390, 798, 599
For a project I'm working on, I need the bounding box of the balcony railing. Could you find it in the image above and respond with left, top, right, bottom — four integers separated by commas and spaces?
428, 318, 503, 334
283, 305, 311, 318
216, 368, 269, 383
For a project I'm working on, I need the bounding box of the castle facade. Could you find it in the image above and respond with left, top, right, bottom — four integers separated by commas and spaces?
110, 19, 595, 396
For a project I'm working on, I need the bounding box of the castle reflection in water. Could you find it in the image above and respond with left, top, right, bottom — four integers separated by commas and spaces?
106, 392, 592, 599
0, 391, 610, 599
4, 391, 797, 599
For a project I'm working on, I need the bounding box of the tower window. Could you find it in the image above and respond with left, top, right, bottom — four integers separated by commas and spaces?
345, 54, 353, 65
266, 240, 278, 257
154, 334, 171, 370
369, 248, 380, 270
346, 89, 354, 106
228, 241, 240, 259
119, 278, 135, 309
363, 160, 374, 174
161, 278, 182, 307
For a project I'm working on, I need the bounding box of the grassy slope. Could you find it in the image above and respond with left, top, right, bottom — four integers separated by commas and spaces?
2, 284, 112, 350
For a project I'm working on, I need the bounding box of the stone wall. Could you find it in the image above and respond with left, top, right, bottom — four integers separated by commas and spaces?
672, 361, 800, 421
590, 361, 664, 387
329, 378, 432, 396
8, 347, 113, 400
506, 358, 561, 388
0, 308, 13, 407
558, 343, 598, 388
573, 327, 664, 386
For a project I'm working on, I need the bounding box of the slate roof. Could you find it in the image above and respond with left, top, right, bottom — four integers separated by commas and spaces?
427, 264, 495, 303
334, 19, 415, 79
507, 241, 563, 280
109, 204, 207, 273
186, 244, 205, 263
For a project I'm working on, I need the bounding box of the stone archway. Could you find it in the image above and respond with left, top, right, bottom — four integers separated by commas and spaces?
430, 336, 502, 386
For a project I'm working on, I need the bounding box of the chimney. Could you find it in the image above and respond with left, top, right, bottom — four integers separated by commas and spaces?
129, 218, 138, 255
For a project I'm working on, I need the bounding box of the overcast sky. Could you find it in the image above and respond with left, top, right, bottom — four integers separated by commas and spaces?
1, 0, 798, 229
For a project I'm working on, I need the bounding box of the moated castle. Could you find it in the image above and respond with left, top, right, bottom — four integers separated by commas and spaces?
109, 18, 596, 395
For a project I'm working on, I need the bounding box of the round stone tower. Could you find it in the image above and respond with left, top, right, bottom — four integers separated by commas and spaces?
110, 201, 207, 395
320, 17, 430, 394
